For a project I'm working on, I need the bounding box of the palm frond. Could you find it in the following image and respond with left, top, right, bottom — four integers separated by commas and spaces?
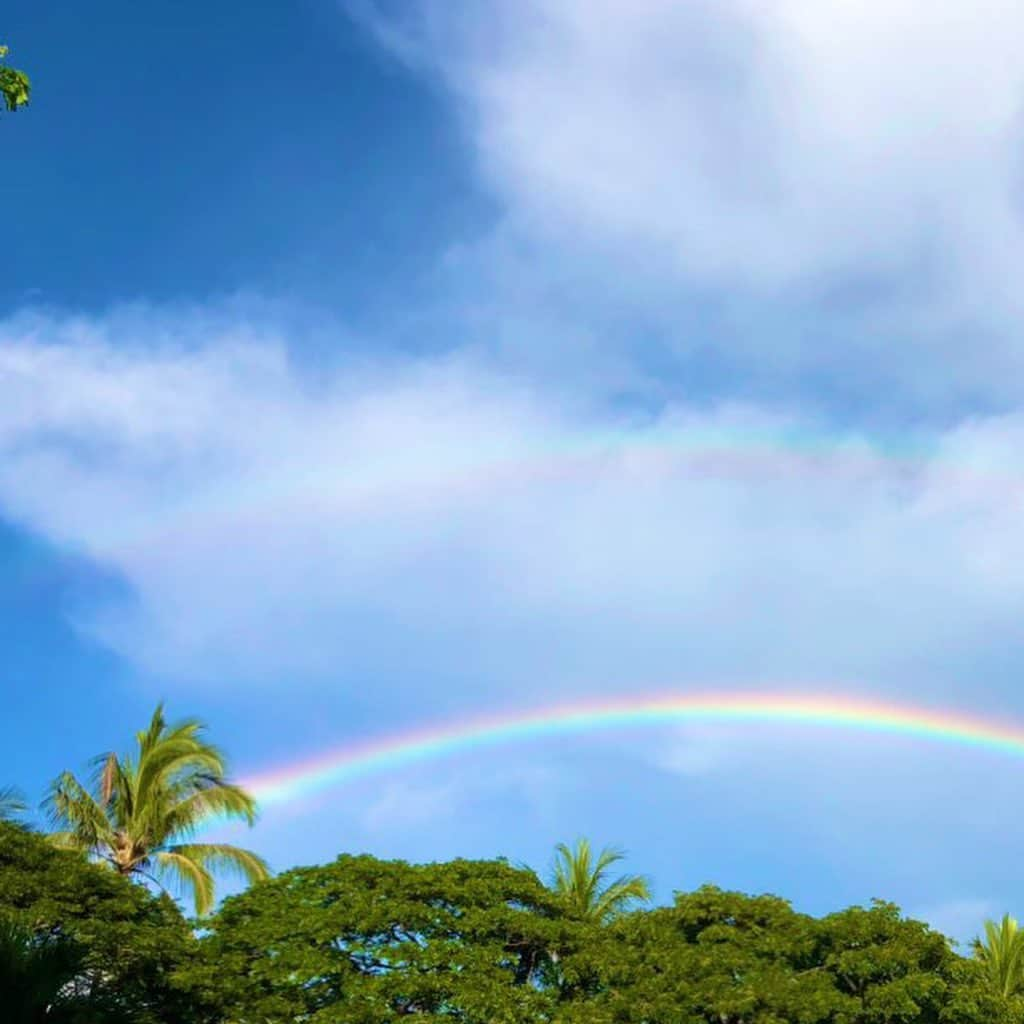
162, 782, 258, 838
592, 873, 651, 921
154, 849, 217, 917
87, 750, 136, 827
976, 914, 1024, 998
43, 772, 113, 852
97, 752, 118, 808
135, 739, 224, 807
550, 838, 650, 922
0, 786, 26, 822
167, 842, 271, 885
156, 843, 269, 915
137, 703, 168, 757
0, 918, 87, 1015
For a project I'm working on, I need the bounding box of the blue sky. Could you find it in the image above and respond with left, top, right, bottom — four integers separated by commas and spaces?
5, 0, 1024, 944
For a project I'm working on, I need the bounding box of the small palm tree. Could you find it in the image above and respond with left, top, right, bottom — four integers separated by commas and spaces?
974, 914, 1024, 999
0, 918, 91, 1023
45, 703, 270, 915
0, 786, 27, 822
550, 838, 651, 923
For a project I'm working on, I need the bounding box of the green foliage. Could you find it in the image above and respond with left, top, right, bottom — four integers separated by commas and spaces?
550, 837, 651, 923
556, 887, 1008, 1024
818, 900, 970, 1023
570, 886, 845, 1023
974, 914, 1024, 1000
0, 917, 109, 1024
45, 703, 270, 915
0, 821, 198, 1023
1, 818, 1013, 1023
176, 853, 588, 1023
0, 44, 30, 112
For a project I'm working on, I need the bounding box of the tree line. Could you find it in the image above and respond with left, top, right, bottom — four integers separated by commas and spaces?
3, 705, 1024, 1022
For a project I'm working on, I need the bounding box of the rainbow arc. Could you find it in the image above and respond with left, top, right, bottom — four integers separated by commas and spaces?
240, 691, 1024, 805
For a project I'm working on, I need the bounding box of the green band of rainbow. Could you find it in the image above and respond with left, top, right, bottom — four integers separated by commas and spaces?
241, 691, 1024, 805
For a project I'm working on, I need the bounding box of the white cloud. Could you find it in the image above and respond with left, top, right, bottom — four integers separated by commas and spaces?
359, 777, 467, 832
650, 725, 740, 777
3, 307, 1024, 706
352, 0, 1024, 402
415, 0, 1024, 288
357, 758, 562, 835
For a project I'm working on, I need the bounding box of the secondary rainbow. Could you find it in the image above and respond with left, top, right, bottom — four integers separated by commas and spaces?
241, 691, 1024, 805
94, 419, 1021, 559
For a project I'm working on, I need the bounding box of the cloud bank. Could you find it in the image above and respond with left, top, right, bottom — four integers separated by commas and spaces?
2, 307, 1023, 710
354, 0, 1024, 410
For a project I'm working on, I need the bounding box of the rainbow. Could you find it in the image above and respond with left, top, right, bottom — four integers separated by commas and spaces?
94, 418, 1019, 558
241, 691, 1024, 806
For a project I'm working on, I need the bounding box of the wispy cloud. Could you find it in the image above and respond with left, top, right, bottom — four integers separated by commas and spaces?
650, 725, 741, 778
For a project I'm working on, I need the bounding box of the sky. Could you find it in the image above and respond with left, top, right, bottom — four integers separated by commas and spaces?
4, 0, 1024, 945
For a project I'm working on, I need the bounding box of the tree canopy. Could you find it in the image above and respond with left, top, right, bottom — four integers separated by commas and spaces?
0, 822, 1018, 1023
159, 853, 1014, 1024
565, 887, 1010, 1024
175, 853, 586, 1022
0, 821, 197, 1023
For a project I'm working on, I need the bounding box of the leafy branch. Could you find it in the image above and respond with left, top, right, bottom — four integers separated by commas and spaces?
0, 44, 31, 113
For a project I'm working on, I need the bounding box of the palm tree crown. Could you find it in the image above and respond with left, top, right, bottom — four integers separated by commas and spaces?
45, 703, 269, 915
975, 913, 1024, 1000
550, 838, 651, 923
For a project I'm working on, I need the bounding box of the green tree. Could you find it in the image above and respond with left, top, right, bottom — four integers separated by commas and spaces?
176, 854, 583, 1023
817, 900, 969, 1023
575, 886, 845, 1024
45, 704, 269, 916
0, 820, 199, 1023
550, 837, 650, 923
0, 45, 30, 112
974, 914, 1024, 999
556, 886, 1010, 1024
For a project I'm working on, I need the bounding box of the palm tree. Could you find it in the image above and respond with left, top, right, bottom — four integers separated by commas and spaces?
45, 703, 270, 916
550, 838, 651, 923
0, 918, 92, 1023
974, 914, 1024, 999
0, 786, 27, 822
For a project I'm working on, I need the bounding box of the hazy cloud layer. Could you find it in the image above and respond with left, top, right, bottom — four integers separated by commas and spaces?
2, 309, 1024, 708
